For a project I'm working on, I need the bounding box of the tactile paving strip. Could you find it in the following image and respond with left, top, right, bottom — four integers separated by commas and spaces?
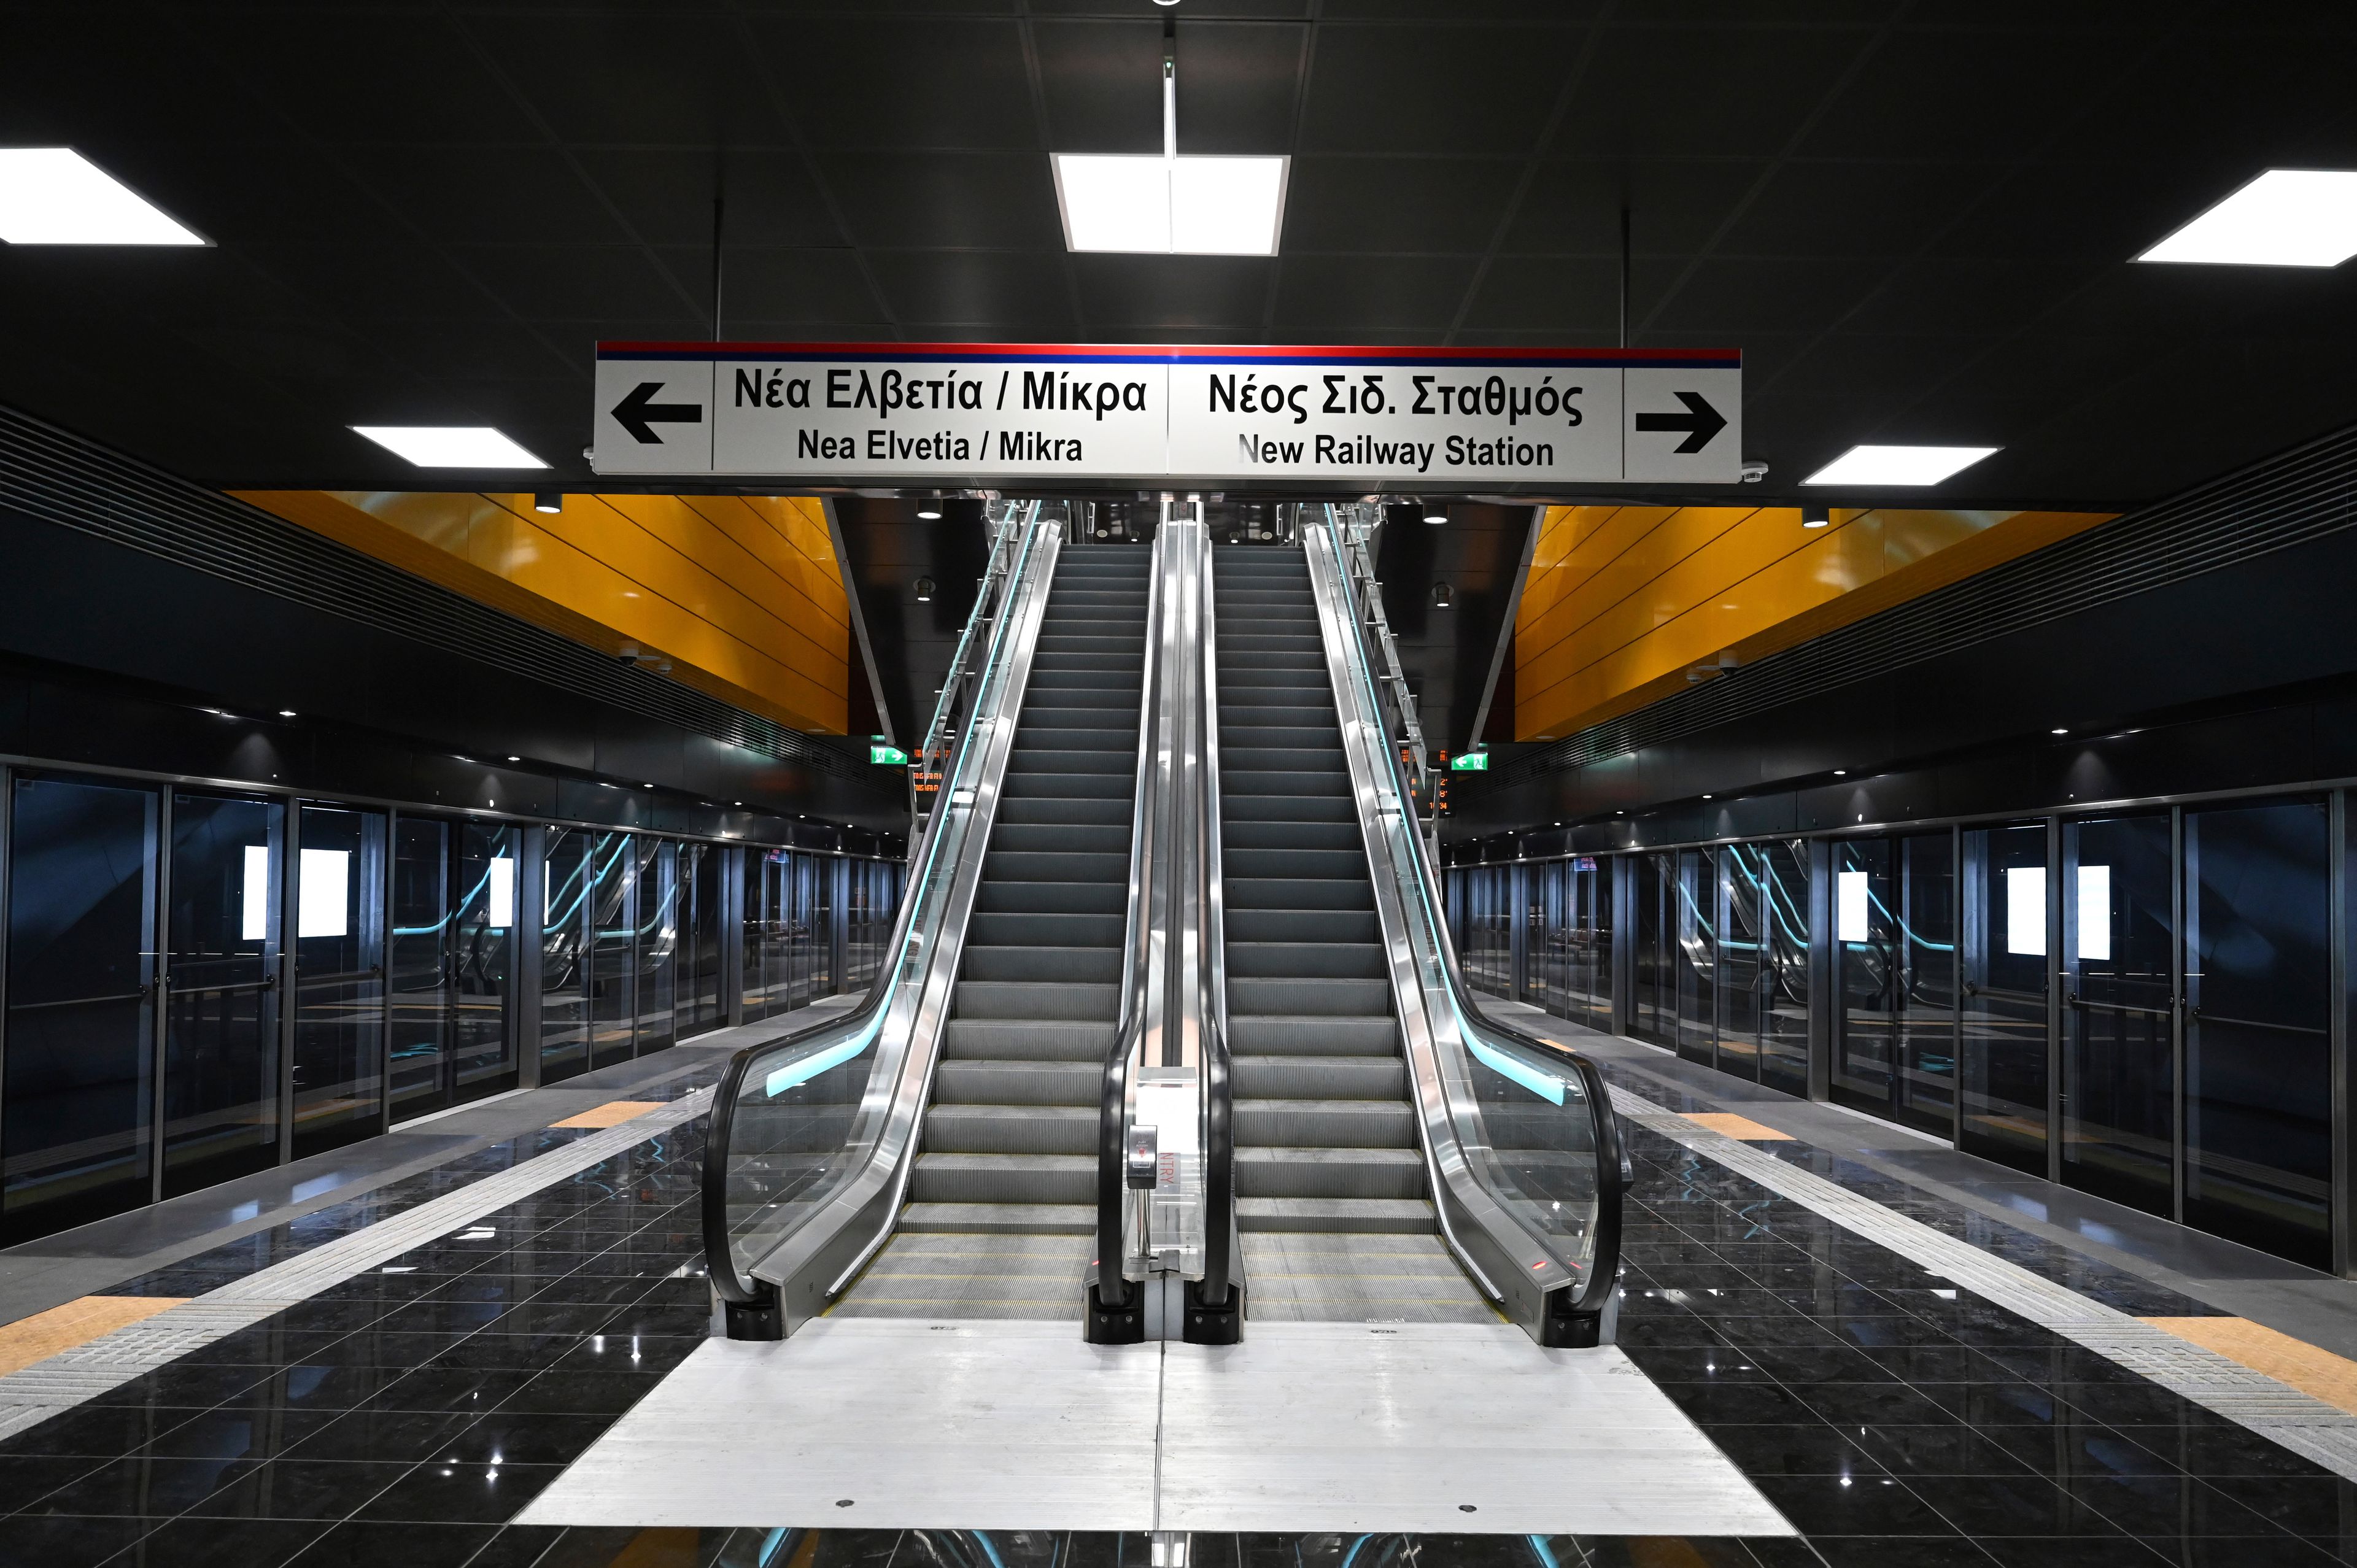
0, 1089, 713, 1442
1610, 1084, 2357, 1481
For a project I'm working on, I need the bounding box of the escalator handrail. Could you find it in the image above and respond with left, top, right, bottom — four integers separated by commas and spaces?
1093, 526, 1171, 1314
909, 506, 1026, 825
703, 503, 1051, 1309
1310, 506, 1627, 1326
1195, 522, 1233, 1307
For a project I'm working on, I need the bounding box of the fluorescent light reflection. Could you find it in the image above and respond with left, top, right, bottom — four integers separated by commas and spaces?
2138, 169, 2357, 267
1804, 444, 1999, 487
0, 149, 206, 245
351, 426, 548, 469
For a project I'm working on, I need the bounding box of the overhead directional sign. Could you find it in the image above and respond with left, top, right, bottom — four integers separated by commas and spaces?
590, 342, 1741, 486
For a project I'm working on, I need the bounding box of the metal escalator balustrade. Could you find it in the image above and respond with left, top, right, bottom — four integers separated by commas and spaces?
1298, 504, 1628, 1348
1089, 500, 1239, 1345
701, 502, 1063, 1338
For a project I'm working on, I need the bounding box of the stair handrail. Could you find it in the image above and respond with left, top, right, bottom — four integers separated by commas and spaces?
909, 502, 1028, 838
1089, 523, 1171, 1332
1194, 522, 1236, 1314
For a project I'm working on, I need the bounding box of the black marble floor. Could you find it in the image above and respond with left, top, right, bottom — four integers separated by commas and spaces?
4, 1042, 2354, 1567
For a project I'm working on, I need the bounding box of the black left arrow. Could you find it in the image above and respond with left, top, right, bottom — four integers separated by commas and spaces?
1633, 390, 1728, 454
611, 380, 704, 444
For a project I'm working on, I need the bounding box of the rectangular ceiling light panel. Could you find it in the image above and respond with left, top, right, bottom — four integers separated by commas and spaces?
0, 147, 206, 245
351, 425, 548, 469
1054, 153, 1287, 256
2138, 169, 2357, 267
1804, 444, 1999, 487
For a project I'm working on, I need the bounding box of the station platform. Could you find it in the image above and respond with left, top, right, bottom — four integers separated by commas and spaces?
1, 992, 2353, 1567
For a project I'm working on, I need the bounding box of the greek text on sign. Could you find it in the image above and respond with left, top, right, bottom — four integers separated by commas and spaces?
590, 342, 1741, 485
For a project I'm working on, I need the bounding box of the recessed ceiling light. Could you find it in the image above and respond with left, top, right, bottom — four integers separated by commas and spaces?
0, 149, 206, 245
351, 426, 548, 469
278, 709, 296, 717
1833, 769, 1847, 776
506, 755, 520, 762
1804, 445, 1998, 487
2138, 169, 2357, 267
1052, 153, 1288, 255
2051, 727, 2068, 735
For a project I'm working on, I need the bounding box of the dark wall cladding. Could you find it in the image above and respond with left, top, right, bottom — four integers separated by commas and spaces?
0, 398, 900, 825
0, 400, 906, 833
1452, 420, 2357, 843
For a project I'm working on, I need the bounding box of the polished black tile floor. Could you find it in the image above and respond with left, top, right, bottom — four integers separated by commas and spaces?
3, 1050, 2353, 1568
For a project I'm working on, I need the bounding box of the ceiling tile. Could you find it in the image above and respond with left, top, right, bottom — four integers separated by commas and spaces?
1298, 22, 1589, 157
1282, 158, 1519, 253
1271, 255, 1481, 334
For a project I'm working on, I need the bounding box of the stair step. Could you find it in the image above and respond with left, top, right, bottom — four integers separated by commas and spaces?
1232, 1056, 1406, 1099
942, 1019, 1117, 1061
933, 1060, 1099, 1106
898, 1202, 1096, 1235
1236, 1099, 1417, 1148
1236, 1146, 1424, 1200
1237, 1197, 1435, 1234
953, 981, 1118, 1020
911, 1153, 1094, 1205
924, 1103, 1095, 1154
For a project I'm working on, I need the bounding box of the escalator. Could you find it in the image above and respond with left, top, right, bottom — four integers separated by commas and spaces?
838, 546, 1151, 1315
1213, 549, 1494, 1319
702, 498, 1624, 1352
1205, 509, 1629, 1346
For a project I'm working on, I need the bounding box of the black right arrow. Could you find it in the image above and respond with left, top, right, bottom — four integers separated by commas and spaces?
1633, 390, 1728, 454
611, 380, 704, 444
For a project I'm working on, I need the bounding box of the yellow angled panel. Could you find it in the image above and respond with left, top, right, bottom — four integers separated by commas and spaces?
1512, 504, 2116, 741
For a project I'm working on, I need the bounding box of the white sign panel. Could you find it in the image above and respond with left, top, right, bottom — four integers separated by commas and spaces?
590, 342, 1741, 486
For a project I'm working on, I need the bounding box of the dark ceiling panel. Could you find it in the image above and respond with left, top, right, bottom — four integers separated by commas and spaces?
1272, 255, 1482, 336
1458, 257, 1622, 335
867, 252, 1076, 331
1549, 20, 1876, 161
1174, 21, 1309, 155
577, 151, 845, 250
458, 10, 797, 149
455, 245, 695, 325
366, 147, 639, 247
684, 247, 887, 328
1502, 160, 1768, 256
1282, 157, 1518, 253
1034, 17, 1166, 153
756, 18, 1039, 150
821, 151, 1064, 250
1073, 255, 1273, 331
0, 4, 2353, 509
1296, 23, 1586, 158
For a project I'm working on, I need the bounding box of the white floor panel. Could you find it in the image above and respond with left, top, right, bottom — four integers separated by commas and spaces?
515, 1319, 1161, 1531
1156, 1322, 1794, 1537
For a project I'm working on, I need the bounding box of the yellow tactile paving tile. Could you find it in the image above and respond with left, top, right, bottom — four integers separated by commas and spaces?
1682, 1113, 1795, 1141
0, 1296, 187, 1377
551, 1100, 665, 1129
2142, 1316, 2357, 1415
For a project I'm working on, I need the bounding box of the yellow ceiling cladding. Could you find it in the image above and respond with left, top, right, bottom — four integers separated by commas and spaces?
1513, 503, 2118, 743
233, 489, 851, 735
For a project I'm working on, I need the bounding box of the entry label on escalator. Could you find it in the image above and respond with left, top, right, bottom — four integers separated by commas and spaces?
590, 341, 1741, 487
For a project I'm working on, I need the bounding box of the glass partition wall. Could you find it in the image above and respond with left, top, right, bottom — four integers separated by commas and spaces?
1445, 790, 2345, 1273
0, 763, 905, 1246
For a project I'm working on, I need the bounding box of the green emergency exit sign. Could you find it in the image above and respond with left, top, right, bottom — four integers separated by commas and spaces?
1450, 751, 1490, 772
871, 743, 910, 766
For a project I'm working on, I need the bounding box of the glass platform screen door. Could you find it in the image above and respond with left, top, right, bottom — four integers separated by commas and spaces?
1960, 821, 2054, 1177
162, 790, 285, 1197
1830, 832, 1957, 1137
290, 803, 387, 1159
